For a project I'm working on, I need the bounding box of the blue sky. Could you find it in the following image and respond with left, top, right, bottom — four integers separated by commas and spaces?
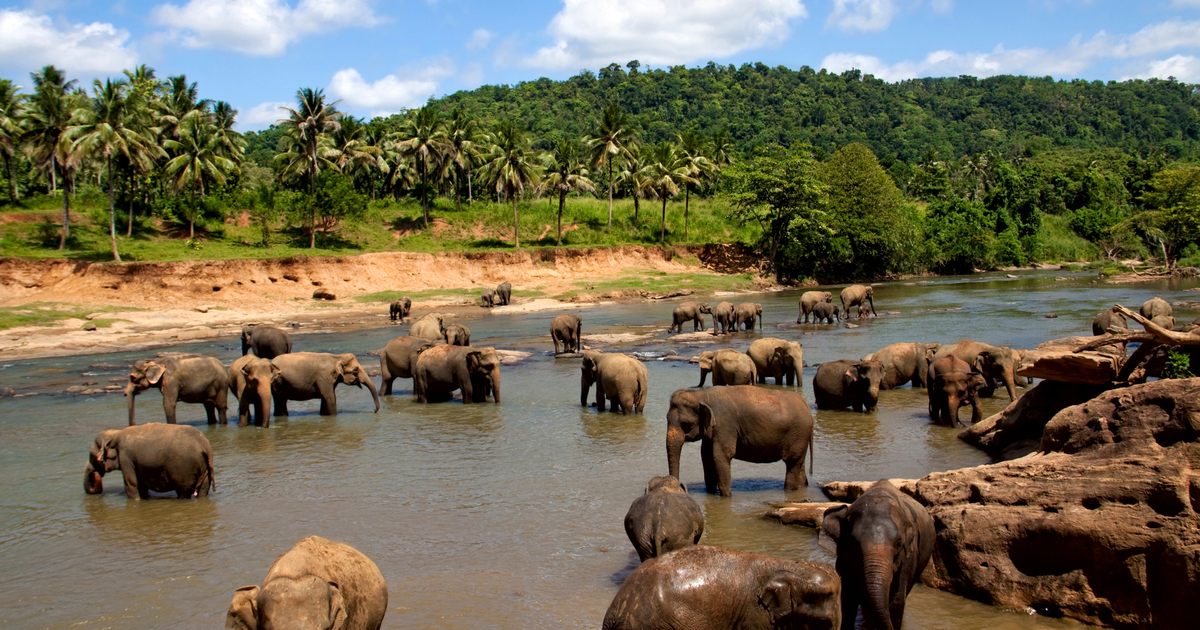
2, 0, 1199, 130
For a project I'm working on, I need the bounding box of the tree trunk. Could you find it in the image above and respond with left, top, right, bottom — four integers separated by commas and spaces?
557, 191, 566, 246
49, 160, 56, 194
126, 174, 135, 237
420, 157, 429, 229
660, 192, 668, 246
607, 158, 613, 228
107, 156, 120, 262
59, 170, 70, 250
633, 193, 639, 223
468, 169, 473, 205
3, 153, 17, 203
511, 187, 520, 249
684, 185, 690, 240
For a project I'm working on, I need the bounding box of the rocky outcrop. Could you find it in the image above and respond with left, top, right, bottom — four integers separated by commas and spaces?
959, 379, 1112, 460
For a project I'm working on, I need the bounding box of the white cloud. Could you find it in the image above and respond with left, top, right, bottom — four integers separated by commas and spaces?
466, 28, 494, 52
328, 61, 454, 117
238, 101, 293, 130
1114, 19, 1200, 58
0, 9, 137, 74
528, 0, 807, 69
827, 0, 898, 33
150, 0, 381, 56
929, 0, 953, 13
1125, 54, 1200, 82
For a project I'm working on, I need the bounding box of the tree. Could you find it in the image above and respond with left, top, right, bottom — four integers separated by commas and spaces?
154, 74, 209, 142
676, 130, 711, 240
323, 116, 382, 183
618, 145, 654, 223
708, 128, 734, 187
640, 141, 696, 246
446, 110, 482, 209
311, 170, 367, 239
391, 105, 446, 229
23, 66, 77, 248
1129, 166, 1200, 267
586, 104, 636, 227
163, 114, 237, 238
479, 120, 540, 248
276, 88, 341, 247
925, 198, 996, 273
819, 143, 916, 279
537, 137, 595, 245
0, 79, 23, 204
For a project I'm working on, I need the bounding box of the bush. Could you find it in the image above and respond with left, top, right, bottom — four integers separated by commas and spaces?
1161, 350, 1194, 379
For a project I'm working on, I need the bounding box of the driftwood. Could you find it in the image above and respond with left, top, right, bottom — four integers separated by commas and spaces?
1071, 305, 1200, 383
821, 479, 915, 502
763, 502, 847, 528
1016, 336, 1124, 384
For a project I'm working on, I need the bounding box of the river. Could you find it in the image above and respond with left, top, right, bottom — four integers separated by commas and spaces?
1, 269, 1194, 629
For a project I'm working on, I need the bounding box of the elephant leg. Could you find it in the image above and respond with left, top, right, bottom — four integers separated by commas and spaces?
711, 443, 733, 497
783, 450, 808, 491
274, 392, 288, 416
163, 393, 178, 424
839, 584, 861, 630
204, 402, 218, 424
595, 387, 607, 412
701, 440, 719, 494
238, 397, 252, 427
617, 390, 635, 415
318, 383, 337, 415
382, 376, 395, 396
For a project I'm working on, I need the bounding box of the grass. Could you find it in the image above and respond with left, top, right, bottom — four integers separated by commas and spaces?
555, 270, 760, 301
0, 302, 139, 330
1037, 214, 1102, 262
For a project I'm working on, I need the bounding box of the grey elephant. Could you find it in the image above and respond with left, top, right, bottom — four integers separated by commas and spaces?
623, 476, 704, 562
747, 337, 804, 386
710, 301, 735, 336
696, 349, 757, 387
1092, 308, 1128, 336
581, 350, 648, 414
813, 359, 884, 412
811, 301, 840, 324
668, 301, 712, 333
84, 423, 214, 499
927, 354, 987, 426
388, 297, 411, 321
443, 323, 471, 346
379, 336, 437, 395
840, 284, 876, 319
413, 344, 501, 404
1140, 296, 1173, 321
229, 354, 279, 427
798, 290, 833, 323
602, 545, 841, 630
551, 313, 583, 354
496, 281, 512, 305
481, 288, 497, 307
862, 342, 942, 389
409, 313, 445, 341
932, 339, 1020, 401
125, 356, 229, 426
733, 302, 763, 331
1152, 314, 1177, 329
271, 352, 380, 416
241, 324, 292, 359
227, 536, 388, 630
666, 386, 814, 496
820, 480, 934, 630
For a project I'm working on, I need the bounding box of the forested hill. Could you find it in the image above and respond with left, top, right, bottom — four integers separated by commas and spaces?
420, 63, 1200, 162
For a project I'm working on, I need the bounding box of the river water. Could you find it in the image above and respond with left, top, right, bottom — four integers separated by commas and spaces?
1, 269, 1195, 630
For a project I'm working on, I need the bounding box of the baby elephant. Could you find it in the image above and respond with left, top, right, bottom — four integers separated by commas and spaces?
927, 355, 987, 426
84, 423, 214, 499
443, 323, 471, 346
227, 536, 388, 630
388, 297, 411, 321
696, 349, 757, 387
581, 350, 648, 414
624, 476, 704, 562
810, 302, 840, 324
813, 359, 884, 412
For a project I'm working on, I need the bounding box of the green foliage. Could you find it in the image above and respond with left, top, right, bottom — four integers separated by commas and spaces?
1161, 350, 1194, 380
926, 198, 996, 273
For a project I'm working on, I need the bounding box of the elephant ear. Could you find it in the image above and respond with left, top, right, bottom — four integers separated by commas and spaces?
968, 373, 989, 392
336, 354, 358, 378
270, 362, 282, 381
758, 575, 795, 624
225, 585, 259, 630
973, 355, 988, 373
327, 582, 347, 630
466, 350, 484, 372
842, 367, 859, 389
698, 352, 714, 370
697, 403, 717, 440
144, 362, 166, 385
818, 504, 849, 553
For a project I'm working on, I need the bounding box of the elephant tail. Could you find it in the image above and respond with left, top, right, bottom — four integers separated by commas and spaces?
205, 448, 216, 492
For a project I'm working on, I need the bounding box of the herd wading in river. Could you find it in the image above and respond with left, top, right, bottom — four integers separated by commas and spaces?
79, 280, 1192, 630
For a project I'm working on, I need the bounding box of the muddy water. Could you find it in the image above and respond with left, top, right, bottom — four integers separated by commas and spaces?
1, 270, 1195, 630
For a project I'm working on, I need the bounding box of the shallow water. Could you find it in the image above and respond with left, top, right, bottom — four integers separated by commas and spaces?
1, 269, 1194, 630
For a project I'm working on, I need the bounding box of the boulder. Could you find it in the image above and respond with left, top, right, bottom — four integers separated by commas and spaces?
960, 380, 1112, 460
821, 479, 914, 501
763, 502, 847, 527
313, 289, 336, 300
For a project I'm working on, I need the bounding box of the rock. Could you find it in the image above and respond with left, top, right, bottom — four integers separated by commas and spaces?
959, 380, 1112, 460
109, 377, 123, 382
82, 322, 97, 331
313, 290, 336, 300
821, 479, 915, 501
195, 306, 209, 313
82, 381, 97, 386
1006, 274, 1018, 278
844, 323, 859, 328
104, 385, 122, 391
0, 387, 14, 397
1017, 336, 1124, 385
81, 388, 104, 395
1044, 313, 1058, 318
367, 369, 380, 377
764, 502, 847, 527
642, 289, 694, 299
84, 312, 105, 320
554, 352, 584, 359
283, 274, 300, 282
65, 385, 87, 393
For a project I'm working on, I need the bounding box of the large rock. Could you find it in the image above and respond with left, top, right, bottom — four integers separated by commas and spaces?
913, 378, 1200, 629
959, 380, 1112, 460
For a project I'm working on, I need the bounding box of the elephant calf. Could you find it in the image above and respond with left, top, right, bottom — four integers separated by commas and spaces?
84, 423, 214, 499
696, 349, 757, 387
551, 312, 583, 354
443, 323, 471, 346
229, 354, 279, 427
379, 336, 436, 395
927, 355, 987, 426
582, 350, 648, 414
813, 359, 884, 412
227, 536, 388, 630
748, 337, 804, 386
125, 355, 229, 425
810, 301, 840, 324
668, 301, 711, 333
624, 476, 704, 562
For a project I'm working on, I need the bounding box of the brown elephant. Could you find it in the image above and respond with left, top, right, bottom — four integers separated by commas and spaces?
798, 290, 833, 323
840, 284, 876, 319
241, 324, 292, 359
443, 323, 471, 346
668, 301, 712, 333
811, 301, 840, 324
551, 313, 583, 354
379, 336, 437, 395
733, 302, 763, 331
125, 356, 229, 426
581, 350, 648, 414
388, 297, 411, 321
227, 536, 388, 630
927, 354, 987, 426
271, 352, 380, 416
623, 476, 704, 562
813, 359, 884, 412
229, 354, 279, 427
1140, 296, 1173, 320
861, 342, 941, 389
496, 281, 512, 305
696, 349, 757, 387
747, 337, 804, 386
932, 339, 1020, 401
710, 301, 735, 336
481, 288, 497, 307
408, 313, 444, 341
413, 344, 501, 404
84, 423, 214, 499
602, 545, 841, 630
1092, 308, 1127, 335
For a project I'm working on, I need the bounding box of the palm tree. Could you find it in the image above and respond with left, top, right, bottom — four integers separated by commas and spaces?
155, 75, 210, 142
641, 141, 696, 246
24, 66, 77, 248
618, 145, 655, 223
537, 137, 595, 246
324, 116, 382, 183
586, 104, 636, 227
479, 120, 540, 248
392, 105, 447, 228
0, 79, 24, 205
445, 110, 482, 210
276, 87, 341, 247
677, 130, 712, 240
163, 114, 237, 239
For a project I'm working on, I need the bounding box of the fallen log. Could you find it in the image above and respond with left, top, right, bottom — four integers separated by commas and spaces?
763, 502, 847, 528
821, 479, 915, 501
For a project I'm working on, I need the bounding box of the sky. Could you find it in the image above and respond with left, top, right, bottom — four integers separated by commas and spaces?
2, 0, 1200, 130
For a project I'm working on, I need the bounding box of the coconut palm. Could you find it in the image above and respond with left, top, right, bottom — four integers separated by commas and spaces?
155, 75, 210, 142
586, 104, 636, 227
392, 105, 447, 228
641, 141, 696, 246
163, 113, 237, 239
618, 145, 655, 223
0, 79, 24, 205
24, 66, 78, 248
276, 87, 341, 247
324, 116, 382, 182
677, 130, 712, 240
709, 128, 734, 185
479, 120, 541, 248
445, 109, 482, 210
537, 137, 595, 246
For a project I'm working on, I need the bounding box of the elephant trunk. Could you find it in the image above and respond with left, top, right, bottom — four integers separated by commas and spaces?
862, 552, 897, 630
868, 296, 877, 317
698, 369, 709, 388
362, 371, 380, 412
867, 381, 881, 410
124, 382, 138, 426
84, 460, 103, 494
1002, 369, 1017, 402
666, 427, 685, 479
256, 380, 274, 427
488, 368, 501, 404
946, 394, 962, 426
581, 372, 592, 407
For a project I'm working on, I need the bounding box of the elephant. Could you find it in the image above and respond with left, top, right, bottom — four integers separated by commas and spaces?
413, 344, 501, 404
241, 324, 292, 359
229, 354, 279, 427
811, 302, 840, 324
1092, 309, 1127, 336
927, 355, 987, 426
125, 356, 229, 426
733, 302, 764, 331
602, 545, 841, 630
271, 352, 380, 416
581, 350, 648, 414
443, 323, 471, 346
812, 359, 884, 412
861, 342, 942, 389
409, 313, 445, 341
666, 386, 814, 496
379, 336, 437, 395
747, 338, 804, 386
798, 290, 833, 323
84, 423, 214, 499
388, 297, 411, 321
1152, 314, 1177, 329
668, 301, 712, 333
1140, 296, 1173, 321
481, 288, 497, 307
551, 313, 583, 354
226, 536, 388, 630
819, 480, 934, 630
932, 339, 1020, 401
711, 301, 735, 336
696, 349, 757, 387
623, 476, 704, 562
840, 284, 876, 319
496, 281, 512, 305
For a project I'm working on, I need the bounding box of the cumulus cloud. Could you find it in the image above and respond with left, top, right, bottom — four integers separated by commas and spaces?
827, 0, 898, 33
0, 9, 137, 74
466, 28, 494, 52
528, 0, 807, 69
150, 0, 380, 56
328, 61, 454, 116
238, 101, 293, 129
1124, 54, 1200, 82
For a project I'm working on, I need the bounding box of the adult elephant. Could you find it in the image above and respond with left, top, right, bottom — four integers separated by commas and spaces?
666, 386, 814, 496
271, 353, 380, 416
813, 359, 884, 412
1092, 309, 1127, 336
481, 288, 497, 307
710, 301, 735, 336
668, 301, 711, 333
388, 297, 411, 321
443, 323, 471, 346
413, 344, 501, 404
409, 313, 445, 341
581, 350, 648, 414
927, 355, 987, 426
733, 302, 763, 331
229, 354, 279, 427
125, 356, 229, 426
602, 545, 841, 630
696, 349, 757, 387
623, 476, 704, 562
747, 338, 804, 386
798, 290, 833, 324
862, 342, 941, 389
241, 324, 292, 359
811, 302, 840, 324
378, 336, 436, 395
1140, 296, 1172, 320
840, 284, 876, 319
84, 423, 214, 499
932, 340, 1020, 401
227, 536, 388, 630
820, 480, 934, 630
496, 281, 512, 305
551, 313, 583, 354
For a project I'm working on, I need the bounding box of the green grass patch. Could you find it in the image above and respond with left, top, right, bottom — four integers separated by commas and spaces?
1036, 214, 1101, 263
555, 270, 759, 301
0, 302, 138, 330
